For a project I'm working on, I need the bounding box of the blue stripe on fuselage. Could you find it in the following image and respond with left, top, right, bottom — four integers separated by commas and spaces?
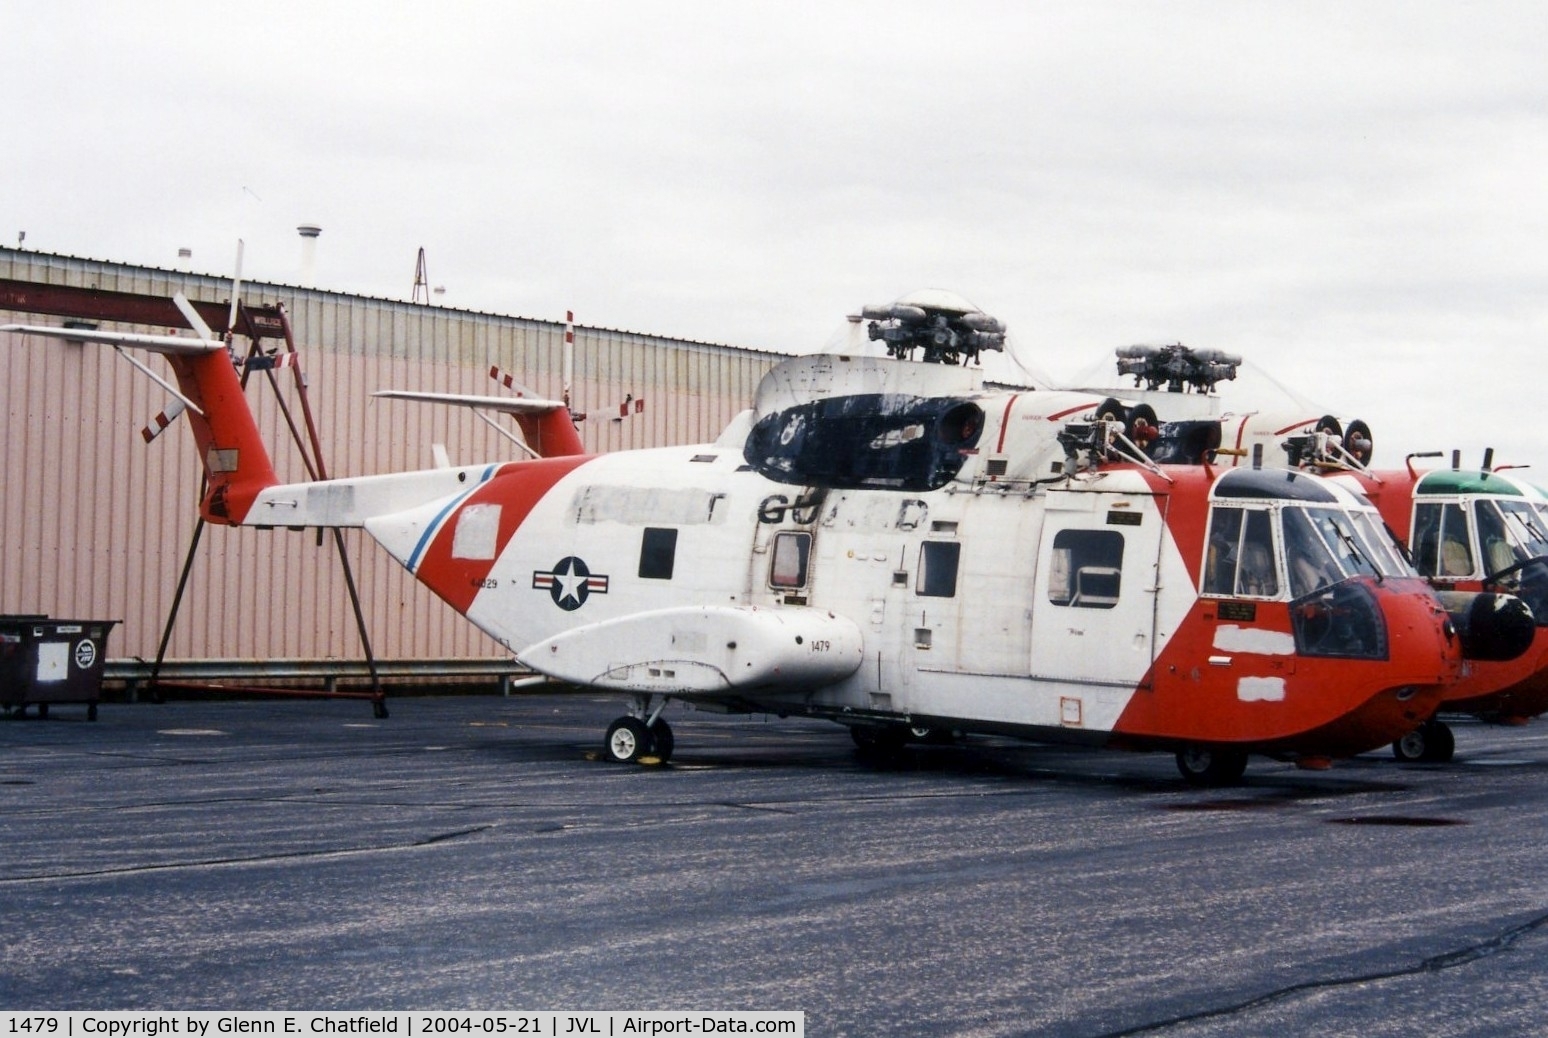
406, 465, 497, 572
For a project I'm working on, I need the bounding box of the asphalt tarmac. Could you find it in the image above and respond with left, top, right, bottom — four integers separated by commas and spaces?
3, 693, 1547, 1037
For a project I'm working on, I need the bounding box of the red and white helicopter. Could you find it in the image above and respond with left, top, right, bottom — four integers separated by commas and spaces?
1109, 349, 1548, 763
1210, 417, 1548, 762
5, 291, 1533, 785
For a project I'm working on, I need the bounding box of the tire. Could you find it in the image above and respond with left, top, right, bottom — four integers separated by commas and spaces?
648, 719, 675, 763
851, 724, 909, 754
1393, 720, 1455, 764
1176, 746, 1249, 786
1392, 727, 1428, 762
604, 717, 652, 763
1421, 721, 1455, 763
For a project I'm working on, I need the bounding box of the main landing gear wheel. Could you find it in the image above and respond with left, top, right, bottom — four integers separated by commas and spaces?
649, 718, 675, 762
1392, 719, 1456, 763
1175, 746, 1250, 787
605, 717, 651, 763
602, 716, 675, 764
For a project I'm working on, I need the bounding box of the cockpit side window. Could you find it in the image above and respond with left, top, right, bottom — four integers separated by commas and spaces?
1203, 508, 1243, 596
1203, 506, 1278, 597
1476, 500, 1527, 576
1413, 502, 1473, 578
1238, 510, 1279, 596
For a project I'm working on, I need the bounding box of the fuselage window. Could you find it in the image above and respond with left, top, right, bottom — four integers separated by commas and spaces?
916, 540, 961, 598
1203, 506, 1279, 598
770, 531, 812, 589
1048, 529, 1123, 608
639, 527, 679, 580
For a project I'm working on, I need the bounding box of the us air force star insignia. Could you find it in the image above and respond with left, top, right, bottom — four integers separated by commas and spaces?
532, 556, 609, 611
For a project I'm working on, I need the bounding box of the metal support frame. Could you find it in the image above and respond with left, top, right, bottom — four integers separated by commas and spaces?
145, 300, 388, 717
0, 277, 388, 717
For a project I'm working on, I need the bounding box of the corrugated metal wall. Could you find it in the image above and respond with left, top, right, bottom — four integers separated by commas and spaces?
1, 248, 776, 664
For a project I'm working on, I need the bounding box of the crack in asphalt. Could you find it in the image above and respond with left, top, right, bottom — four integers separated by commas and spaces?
0, 824, 494, 884
1092, 909, 1548, 1037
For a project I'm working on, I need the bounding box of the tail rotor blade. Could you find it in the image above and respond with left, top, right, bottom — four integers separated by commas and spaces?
173, 292, 216, 341
140, 399, 187, 443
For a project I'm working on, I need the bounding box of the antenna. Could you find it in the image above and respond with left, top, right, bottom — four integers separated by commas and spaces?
412, 247, 430, 304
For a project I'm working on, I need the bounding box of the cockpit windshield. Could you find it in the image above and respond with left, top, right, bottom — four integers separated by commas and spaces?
1474, 498, 1548, 624
1205, 469, 1416, 600
1281, 508, 1347, 597
1280, 506, 1412, 597
1200, 501, 1395, 658
1348, 511, 1413, 576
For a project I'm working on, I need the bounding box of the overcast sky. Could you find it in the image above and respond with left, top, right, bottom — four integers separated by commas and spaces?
6, 1, 1547, 469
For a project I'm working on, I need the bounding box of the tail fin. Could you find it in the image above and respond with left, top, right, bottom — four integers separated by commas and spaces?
372, 389, 586, 458
2, 322, 280, 525
511, 407, 586, 457
163, 351, 280, 524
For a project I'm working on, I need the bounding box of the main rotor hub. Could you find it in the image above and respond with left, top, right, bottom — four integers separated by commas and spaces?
859, 291, 1006, 366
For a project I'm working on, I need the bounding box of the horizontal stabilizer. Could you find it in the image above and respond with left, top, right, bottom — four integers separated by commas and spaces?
517, 605, 864, 694
1, 324, 224, 355
373, 389, 568, 415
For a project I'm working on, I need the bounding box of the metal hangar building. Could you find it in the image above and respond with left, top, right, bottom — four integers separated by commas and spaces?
0, 246, 779, 689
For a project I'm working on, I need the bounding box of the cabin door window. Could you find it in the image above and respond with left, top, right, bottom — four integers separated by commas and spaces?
1046, 529, 1124, 608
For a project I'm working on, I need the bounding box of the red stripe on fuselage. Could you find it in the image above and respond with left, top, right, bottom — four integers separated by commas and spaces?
1136, 463, 1212, 589
994, 395, 1021, 454
1045, 401, 1097, 422
412, 454, 592, 615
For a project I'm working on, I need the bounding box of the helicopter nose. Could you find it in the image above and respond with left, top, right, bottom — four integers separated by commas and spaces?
1433, 591, 1537, 662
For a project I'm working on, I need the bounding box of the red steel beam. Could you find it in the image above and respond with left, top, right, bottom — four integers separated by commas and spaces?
0, 278, 286, 340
